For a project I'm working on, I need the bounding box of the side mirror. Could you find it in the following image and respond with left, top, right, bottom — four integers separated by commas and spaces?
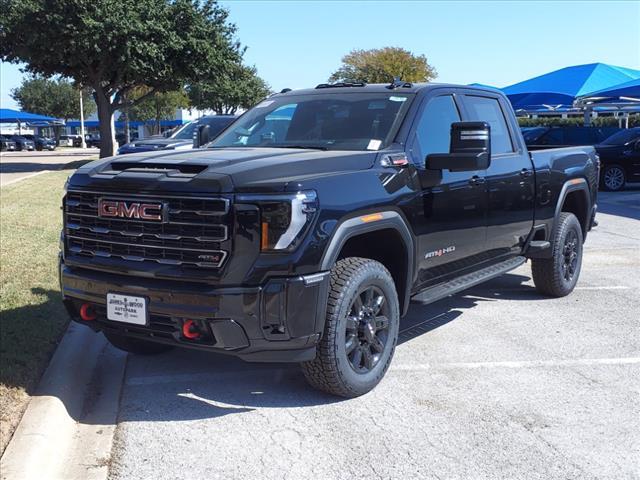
634, 139, 640, 151
193, 124, 211, 148
426, 121, 491, 172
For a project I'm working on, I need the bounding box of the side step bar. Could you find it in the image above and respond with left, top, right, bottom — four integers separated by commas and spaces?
411, 256, 526, 305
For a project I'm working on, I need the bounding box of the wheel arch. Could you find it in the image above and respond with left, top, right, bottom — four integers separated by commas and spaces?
554, 178, 591, 239
320, 211, 415, 316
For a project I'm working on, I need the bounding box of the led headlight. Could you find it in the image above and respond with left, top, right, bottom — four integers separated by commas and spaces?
238, 191, 318, 251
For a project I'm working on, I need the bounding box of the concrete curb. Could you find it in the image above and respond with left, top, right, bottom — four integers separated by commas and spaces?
0, 323, 127, 480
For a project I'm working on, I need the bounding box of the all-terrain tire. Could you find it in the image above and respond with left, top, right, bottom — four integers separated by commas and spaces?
531, 212, 583, 297
104, 331, 173, 355
301, 257, 400, 398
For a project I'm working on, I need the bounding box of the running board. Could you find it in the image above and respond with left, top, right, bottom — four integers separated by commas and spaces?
411, 256, 526, 305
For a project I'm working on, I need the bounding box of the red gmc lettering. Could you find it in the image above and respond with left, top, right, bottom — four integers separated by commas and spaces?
98, 200, 162, 221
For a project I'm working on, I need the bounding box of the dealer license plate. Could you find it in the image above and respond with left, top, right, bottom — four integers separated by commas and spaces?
106, 293, 147, 325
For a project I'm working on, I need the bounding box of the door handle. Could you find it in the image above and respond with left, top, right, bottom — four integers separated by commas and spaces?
469, 175, 486, 186
520, 168, 533, 177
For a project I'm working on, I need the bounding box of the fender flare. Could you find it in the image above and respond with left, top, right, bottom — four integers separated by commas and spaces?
553, 178, 591, 234
320, 210, 415, 316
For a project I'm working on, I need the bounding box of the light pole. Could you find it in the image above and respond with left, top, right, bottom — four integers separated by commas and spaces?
79, 88, 87, 148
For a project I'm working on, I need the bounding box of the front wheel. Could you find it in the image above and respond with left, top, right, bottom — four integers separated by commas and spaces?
531, 212, 583, 297
301, 257, 400, 398
601, 164, 626, 191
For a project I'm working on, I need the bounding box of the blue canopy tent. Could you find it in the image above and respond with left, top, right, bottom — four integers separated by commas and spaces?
0, 108, 64, 126
581, 78, 640, 100
503, 63, 640, 111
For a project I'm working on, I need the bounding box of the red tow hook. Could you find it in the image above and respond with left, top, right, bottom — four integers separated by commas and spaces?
79, 303, 96, 321
182, 319, 202, 339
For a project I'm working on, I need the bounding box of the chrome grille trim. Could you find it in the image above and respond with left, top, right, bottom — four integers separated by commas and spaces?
66, 189, 230, 214
66, 223, 228, 242
68, 246, 227, 268
67, 234, 220, 253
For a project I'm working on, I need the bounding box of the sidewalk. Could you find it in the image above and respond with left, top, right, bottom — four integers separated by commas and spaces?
0, 148, 99, 186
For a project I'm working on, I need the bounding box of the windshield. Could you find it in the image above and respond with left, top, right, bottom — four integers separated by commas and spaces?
209, 92, 414, 151
171, 121, 197, 140
601, 128, 640, 145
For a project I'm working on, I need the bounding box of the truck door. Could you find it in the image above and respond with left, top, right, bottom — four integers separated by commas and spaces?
407, 92, 488, 290
461, 94, 535, 258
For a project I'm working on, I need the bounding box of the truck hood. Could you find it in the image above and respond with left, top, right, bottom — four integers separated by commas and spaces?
68, 147, 378, 194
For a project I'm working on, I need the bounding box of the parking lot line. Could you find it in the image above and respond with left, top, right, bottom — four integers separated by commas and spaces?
392, 357, 640, 371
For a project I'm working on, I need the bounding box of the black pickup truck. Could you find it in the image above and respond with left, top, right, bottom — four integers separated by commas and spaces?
60, 81, 599, 397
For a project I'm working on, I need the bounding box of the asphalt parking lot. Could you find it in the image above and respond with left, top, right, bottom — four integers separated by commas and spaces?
0, 149, 98, 186
107, 189, 640, 480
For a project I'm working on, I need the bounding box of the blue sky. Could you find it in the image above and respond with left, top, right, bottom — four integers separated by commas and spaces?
2, 0, 639, 109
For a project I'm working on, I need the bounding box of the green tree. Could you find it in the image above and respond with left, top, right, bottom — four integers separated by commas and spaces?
0, 0, 241, 157
188, 64, 271, 115
10, 75, 95, 121
329, 47, 437, 84
127, 87, 190, 134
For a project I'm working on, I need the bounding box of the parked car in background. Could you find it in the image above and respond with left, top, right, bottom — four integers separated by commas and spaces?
117, 115, 237, 155
523, 126, 620, 150
1, 135, 18, 151
22, 134, 56, 151
595, 127, 640, 191
10, 135, 36, 151
59, 135, 77, 147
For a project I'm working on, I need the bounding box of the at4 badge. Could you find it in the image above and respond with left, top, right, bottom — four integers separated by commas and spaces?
425, 246, 456, 259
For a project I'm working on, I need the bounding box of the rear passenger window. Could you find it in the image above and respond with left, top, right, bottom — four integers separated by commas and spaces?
414, 95, 461, 163
464, 96, 514, 154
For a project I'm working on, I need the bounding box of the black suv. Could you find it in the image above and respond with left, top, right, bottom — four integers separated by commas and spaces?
22, 134, 56, 151
523, 126, 619, 150
9, 135, 35, 151
1, 135, 17, 151
60, 82, 598, 397
595, 127, 640, 191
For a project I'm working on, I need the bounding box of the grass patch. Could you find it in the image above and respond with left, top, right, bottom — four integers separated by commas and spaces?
0, 170, 72, 453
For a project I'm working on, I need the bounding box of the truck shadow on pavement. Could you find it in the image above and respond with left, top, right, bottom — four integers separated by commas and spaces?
115, 272, 548, 423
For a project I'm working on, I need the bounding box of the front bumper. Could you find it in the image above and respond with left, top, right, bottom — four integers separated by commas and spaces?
60, 259, 330, 362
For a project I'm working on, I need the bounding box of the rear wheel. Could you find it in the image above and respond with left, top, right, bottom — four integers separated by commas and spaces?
601, 164, 626, 191
531, 212, 583, 297
104, 331, 173, 355
301, 257, 400, 398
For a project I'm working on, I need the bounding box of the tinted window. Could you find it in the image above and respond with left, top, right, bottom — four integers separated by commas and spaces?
414, 95, 460, 162
211, 93, 413, 151
541, 128, 564, 145
565, 128, 597, 145
464, 96, 513, 154
200, 116, 236, 137
601, 128, 640, 145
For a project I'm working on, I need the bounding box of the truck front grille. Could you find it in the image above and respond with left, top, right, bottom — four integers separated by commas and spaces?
64, 190, 230, 268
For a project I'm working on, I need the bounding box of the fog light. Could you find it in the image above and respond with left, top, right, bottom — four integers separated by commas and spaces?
182, 319, 202, 339
79, 303, 96, 321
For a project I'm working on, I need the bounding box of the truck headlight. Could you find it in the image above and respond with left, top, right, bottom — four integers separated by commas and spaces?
238, 191, 318, 251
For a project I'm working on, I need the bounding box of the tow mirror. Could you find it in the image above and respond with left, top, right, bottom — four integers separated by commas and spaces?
193, 124, 211, 148
426, 121, 491, 171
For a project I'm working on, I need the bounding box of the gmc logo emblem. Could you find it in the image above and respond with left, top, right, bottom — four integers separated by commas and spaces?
98, 199, 163, 221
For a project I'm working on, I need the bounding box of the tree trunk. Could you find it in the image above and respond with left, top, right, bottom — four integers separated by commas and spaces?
122, 92, 131, 144
95, 89, 117, 158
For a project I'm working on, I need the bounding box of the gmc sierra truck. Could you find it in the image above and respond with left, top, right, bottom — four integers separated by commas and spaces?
60, 81, 599, 397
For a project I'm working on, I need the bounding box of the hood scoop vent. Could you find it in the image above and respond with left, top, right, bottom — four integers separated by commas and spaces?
104, 161, 207, 177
